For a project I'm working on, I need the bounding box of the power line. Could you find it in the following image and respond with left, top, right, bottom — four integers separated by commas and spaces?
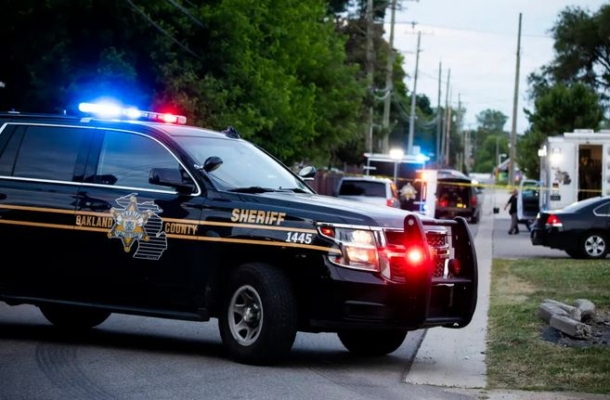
392, 21, 552, 39
165, 0, 205, 27
123, 0, 202, 60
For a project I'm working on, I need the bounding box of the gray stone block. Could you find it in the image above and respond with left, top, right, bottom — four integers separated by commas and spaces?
575, 299, 596, 320
550, 314, 592, 339
543, 298, 576, 314
538, 302, 568, 323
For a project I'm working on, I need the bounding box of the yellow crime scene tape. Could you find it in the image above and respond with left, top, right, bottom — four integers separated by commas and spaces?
319, 171, 607, 196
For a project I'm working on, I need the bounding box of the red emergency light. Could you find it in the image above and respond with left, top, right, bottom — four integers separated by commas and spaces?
78, 102, 187, 125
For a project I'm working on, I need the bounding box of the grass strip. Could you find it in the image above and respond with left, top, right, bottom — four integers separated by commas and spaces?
486, 258, 610, 394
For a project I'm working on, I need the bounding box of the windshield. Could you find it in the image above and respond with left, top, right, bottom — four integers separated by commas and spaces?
339, 180, 386, 197
173, 136, 313, 193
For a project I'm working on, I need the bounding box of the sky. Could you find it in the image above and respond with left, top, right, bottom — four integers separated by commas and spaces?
386, 0, 608, 135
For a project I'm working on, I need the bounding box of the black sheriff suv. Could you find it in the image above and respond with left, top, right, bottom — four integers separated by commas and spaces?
0, 103, 478, 365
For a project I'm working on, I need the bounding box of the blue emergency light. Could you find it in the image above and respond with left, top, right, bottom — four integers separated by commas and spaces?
78, 102, 187, 125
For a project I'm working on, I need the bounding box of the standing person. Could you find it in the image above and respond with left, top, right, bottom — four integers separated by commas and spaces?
504, 188, 519, 234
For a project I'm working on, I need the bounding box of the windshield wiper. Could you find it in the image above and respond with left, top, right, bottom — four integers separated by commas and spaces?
278, 187, 309, 193
228, 186, 279, 193
229, 186, 310, 194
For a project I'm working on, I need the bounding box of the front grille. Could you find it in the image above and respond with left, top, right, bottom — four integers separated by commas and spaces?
384, 229, 450, 281
426, 229, 450, 277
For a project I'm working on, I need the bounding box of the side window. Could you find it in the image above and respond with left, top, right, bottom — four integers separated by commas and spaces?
594, 202, 610, 216
96, 130, 180, 190
9, 126, 86, 181
0, 125, 21, 176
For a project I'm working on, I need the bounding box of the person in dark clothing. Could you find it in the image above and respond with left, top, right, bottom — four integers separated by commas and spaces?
504, 188, 519, 234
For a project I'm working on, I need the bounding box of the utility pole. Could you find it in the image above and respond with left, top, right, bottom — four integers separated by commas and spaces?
407, 31, 421, 155
365, 0, 375, 157
443, 69, 451, 167
436, 61, 442, 167
457, 93, 462, 171
381, 0, 398, 154
509, 12, 522, 186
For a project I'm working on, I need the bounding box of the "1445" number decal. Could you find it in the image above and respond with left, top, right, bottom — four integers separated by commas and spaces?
285, 232, 313, 244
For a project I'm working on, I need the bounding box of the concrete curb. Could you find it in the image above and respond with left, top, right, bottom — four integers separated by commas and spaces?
404, 187, 498, 388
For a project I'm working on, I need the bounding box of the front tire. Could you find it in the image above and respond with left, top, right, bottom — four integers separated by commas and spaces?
337, 329, 407, 356
219, 263, 297, 365
580, 232, 608, 259
39, 305, 111, 331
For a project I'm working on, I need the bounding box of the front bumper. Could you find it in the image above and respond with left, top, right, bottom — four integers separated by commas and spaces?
436, 207, 476, 220
309, 216, 478, 332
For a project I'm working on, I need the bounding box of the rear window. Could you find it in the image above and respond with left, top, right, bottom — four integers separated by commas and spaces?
594, 202, 610, 215
563, 197, 608, 212
437, 179, 471, 204
339, 180, 386, 197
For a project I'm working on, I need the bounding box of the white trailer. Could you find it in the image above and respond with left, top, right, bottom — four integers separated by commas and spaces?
539, 129, 610, 211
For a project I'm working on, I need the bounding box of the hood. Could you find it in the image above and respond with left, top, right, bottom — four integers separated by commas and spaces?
230, 191, 435, 229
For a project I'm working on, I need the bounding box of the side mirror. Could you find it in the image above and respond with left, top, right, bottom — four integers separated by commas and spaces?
203, 156, 223, 173
298, 165, 316, 179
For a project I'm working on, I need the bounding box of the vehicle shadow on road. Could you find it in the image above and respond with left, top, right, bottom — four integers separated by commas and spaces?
493, 218, 567, 259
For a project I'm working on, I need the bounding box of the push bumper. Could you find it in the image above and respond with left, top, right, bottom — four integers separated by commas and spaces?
309, 216, 478, 332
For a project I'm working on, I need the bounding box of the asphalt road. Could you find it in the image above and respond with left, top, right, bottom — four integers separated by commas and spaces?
491, 194, 568, 260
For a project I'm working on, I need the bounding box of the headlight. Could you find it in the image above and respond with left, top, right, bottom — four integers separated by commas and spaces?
320, 226, 381, 272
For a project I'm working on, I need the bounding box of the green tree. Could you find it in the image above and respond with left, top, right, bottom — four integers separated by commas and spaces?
528, 3, 610, 102
153, 0, 367, 165
470, 109, 508, 172
473, 134, 508, 174
331, 1, 438, 164
0, 0, 367, 167
518, 82, 604, 178
515, 130, 545, 181
476, 109, 508, 133
525, 83, 603, 135
522, 2, 610, 179
0, 0, 160, 112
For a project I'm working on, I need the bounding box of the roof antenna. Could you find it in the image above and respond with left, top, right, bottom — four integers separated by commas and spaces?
222, 126, 240, 138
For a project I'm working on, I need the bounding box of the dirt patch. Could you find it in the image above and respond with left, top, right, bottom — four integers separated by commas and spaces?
495, 275, 537, 304
541, 311, 610, 348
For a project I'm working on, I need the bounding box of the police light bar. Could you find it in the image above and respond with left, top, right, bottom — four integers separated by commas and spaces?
78, 102, 187, 125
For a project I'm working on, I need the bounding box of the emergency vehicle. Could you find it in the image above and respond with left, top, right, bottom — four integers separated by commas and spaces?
362, 152, 434, 216
363, 153, 481, 223
0, 101, 478, 366
538, 129, 610, 211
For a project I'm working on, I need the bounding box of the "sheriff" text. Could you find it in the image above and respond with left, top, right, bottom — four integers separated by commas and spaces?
231, 209, 286, 225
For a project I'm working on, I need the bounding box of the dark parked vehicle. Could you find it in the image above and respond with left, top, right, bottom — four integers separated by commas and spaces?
0, 103, 478, 365
531, 196, 610, 259
435, 176, 482, 224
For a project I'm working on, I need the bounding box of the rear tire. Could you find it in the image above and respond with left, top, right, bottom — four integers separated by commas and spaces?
470, 212, 479, 224
39, 305, 111, 331
219, 263, 297, 365
337, 329, 407, 356
580, 232, 608, 259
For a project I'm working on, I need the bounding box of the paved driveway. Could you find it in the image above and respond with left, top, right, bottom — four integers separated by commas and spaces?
491, 192, 567, 259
